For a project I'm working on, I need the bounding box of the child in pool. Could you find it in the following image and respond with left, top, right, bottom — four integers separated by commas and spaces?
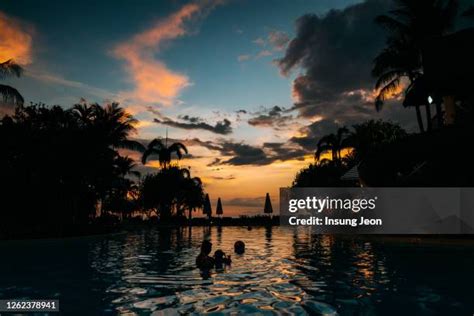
214, 249, 232, 269
196, 240, 215, 270
234, 240, 245, 254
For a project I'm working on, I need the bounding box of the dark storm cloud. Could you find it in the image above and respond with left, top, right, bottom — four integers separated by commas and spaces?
288, 99, 417, 152
219, 142, 271, 165
214, 140, 308, 166
153, 117, 233, 135
289, 120, 341, 151
186, 138, 223, 152
178, 114, 202, 123
188, 139, 273, 166
276, 0, 397, 122
186, 138, 308, 166
147, 106, 233, 135
263, 142, 307, 161
247, 105, 294, 129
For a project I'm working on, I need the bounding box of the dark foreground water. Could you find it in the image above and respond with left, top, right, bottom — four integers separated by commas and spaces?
1, 227, 473, 315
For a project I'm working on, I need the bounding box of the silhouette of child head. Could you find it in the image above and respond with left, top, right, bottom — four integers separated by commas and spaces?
214, 249, 231, 267
214, 249, 225, 261
201, 240, 212, 255
234, 240, 245, 254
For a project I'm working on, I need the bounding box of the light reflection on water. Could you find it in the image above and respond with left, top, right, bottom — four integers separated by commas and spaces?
1, 226, 474, 315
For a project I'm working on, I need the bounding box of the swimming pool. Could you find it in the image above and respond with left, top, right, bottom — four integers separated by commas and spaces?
1, 226, 473, 315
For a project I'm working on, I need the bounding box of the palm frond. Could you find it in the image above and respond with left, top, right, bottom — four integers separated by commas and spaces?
0, 84, 24, 105
372, 48, 405, 77
315, 144, 333, 161
375, 70, 404, 90
340, 135, 354, 149
118, 139, 146, 152
0, 60, 23, 79
146, 138, 165, 151
317, 134, 336, 147
375, 78, 401, 111
169, 142, 188, 159
141, 148, 159, 165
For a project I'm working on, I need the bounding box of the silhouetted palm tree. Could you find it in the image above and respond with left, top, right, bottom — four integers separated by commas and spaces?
176, 168, 204, 219
141, 138, 188, 168
315, 127, 350, 163
183, 176, 204, 221
73, 102, 145, 152
0, 59, 24, 105
373, 0, 459, 131
140, 166, 204, 220
292, 162, 345, 187
114, 155, 141, 178
0, 102, 141, 232
346, 120, 407, 161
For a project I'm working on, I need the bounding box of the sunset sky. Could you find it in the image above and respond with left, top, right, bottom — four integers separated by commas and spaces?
0, 0, 425, 215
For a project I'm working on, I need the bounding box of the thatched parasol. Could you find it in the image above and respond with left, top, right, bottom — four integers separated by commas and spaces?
216, 197, 223, 216
264, 193, 273, 214
203, 194, 212, 218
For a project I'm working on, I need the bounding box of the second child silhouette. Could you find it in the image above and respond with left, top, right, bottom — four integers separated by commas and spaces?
196, 240, 215, 270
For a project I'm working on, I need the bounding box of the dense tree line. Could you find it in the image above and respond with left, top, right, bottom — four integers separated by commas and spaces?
0, 102, 208, 237
293, 120, 407, 187
0, 103, 144, 236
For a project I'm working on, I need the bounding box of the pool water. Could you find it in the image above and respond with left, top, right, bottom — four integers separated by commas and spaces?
1, 226, 473, 315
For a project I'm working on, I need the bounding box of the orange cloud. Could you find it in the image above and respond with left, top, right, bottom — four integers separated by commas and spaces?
113, 3, 206, 106
0, 11, 33, 65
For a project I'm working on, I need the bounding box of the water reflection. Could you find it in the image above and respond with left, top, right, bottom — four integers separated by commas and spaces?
0, 227, 473, 315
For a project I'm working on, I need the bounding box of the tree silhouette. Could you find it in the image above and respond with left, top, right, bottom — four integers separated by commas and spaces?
182, 175, 205, 221
346, 120, 407, 161
140, 166, 204, 221
315, 127, 350, 163
0, 59, 24, 105
293, 162, 346, 187
296, 120, 407, 187
0, 102, 142, 236
373, 0, 460, 131
141, 138, 188, 168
